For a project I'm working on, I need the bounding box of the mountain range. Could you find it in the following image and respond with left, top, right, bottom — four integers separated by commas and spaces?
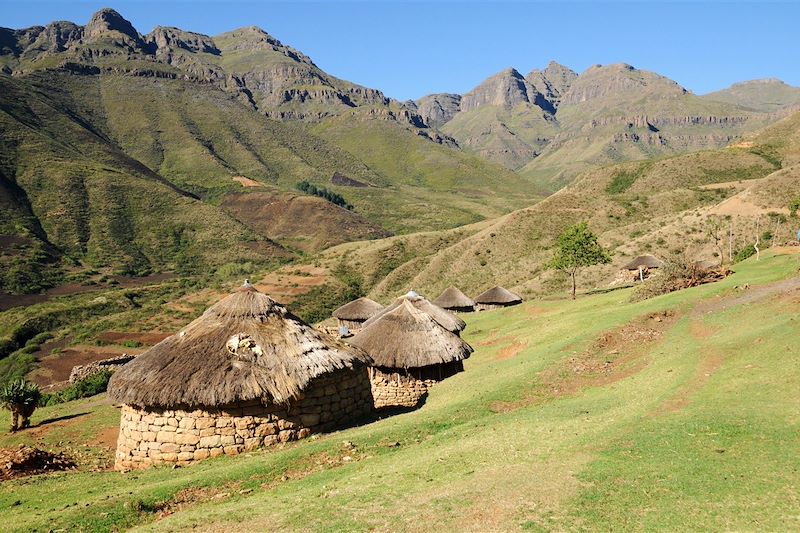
1, 7, 799, 296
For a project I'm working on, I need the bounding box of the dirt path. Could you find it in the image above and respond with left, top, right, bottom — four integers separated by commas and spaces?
691, 276, 800, 317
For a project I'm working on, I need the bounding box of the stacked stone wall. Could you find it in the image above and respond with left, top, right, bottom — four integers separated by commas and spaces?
369, 368, 434, 409
115, 368, 372, 469
476, 302, 519, 311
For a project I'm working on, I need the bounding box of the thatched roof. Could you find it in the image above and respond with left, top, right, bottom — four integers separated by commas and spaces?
432, 286, 475, 309
108, 283, 371, 409
623, 255, 664, 270
349, 300, 472, 369
474, 286, 522, 305
332, 297, 384, 320
362, 291, 465, 333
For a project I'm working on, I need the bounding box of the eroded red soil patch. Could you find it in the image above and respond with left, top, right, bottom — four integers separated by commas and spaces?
496, 340, 527, 361
490, 311, 677, 413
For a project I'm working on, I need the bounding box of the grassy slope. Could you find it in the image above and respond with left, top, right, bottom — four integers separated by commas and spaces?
0, 74, 284, 279
0, 252, 797, 531
311, 112, 548, 232
311, 130, 792, 303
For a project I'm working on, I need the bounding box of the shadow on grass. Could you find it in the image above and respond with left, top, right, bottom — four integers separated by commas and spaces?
36, 411, 89, 427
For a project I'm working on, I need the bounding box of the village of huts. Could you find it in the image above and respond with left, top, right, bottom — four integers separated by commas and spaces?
102, 280, 532, 469
107, 281, 374, 469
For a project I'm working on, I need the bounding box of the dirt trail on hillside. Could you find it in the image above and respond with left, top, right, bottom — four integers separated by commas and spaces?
691, 276, 800, 317
650, 276, 800, 417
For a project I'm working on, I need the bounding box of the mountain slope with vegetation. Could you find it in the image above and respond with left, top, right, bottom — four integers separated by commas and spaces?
0, 8, 546, 294
309, 111, 800, 303
423, 62, 798, 190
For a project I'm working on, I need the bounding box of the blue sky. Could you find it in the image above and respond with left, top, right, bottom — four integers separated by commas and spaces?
3, 1, 798, 101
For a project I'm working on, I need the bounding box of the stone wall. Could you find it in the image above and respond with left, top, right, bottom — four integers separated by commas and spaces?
368, 367, 433, 409
69, 354, 135, 383
115, 368, 372, 469
476, 303, 518, 311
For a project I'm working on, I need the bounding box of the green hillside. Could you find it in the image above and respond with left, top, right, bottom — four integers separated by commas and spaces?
311, 111, 800, 303
1, 251, 797, 531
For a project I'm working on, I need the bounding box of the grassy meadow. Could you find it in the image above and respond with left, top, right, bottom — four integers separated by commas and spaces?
0, 251, 797, 532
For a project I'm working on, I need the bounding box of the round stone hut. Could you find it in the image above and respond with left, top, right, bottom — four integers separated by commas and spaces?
332, 297, 384, 333
474, 286, 523, 311
362, 290, 466, 336
432, 286, 476, 313
623, 255, 663, 282
108, 282, 374, 470
349, 300, 472, 409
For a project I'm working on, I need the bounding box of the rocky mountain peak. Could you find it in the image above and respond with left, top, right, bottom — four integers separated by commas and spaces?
561, 63, 686, 106
526, 60, 578, 112
414, 93, 462, 128
84, 7, 142, 44
460, 67, 541, 112
147, 26, 220, 55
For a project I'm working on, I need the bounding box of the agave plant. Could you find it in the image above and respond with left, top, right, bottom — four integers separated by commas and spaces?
1, 379, 41, 432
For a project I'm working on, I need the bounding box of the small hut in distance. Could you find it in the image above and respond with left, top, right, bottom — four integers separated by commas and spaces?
474, 286, 522, 311
433, 286, 476, 313
623, 255, 663, 282
349, 300, 473, 409
332, 297, 384, 333
362, 291, 466, 336
108, 282, 374, 470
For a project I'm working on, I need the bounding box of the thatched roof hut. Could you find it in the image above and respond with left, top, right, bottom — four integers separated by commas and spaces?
623, 255, 663, 270
332, 297, 384, 332
474, 286, 522, 311
108, 282, 374, 469
362, 290, 465, 335
349, 300, 472, 408
432, 286, 475, 313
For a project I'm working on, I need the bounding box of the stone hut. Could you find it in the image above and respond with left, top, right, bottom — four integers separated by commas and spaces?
349, 300, 472, 409
623, 255, 663, 282
332, 297, 384, 333
432, 286, 476, 313
362, 290, 466, 336
474, 286, 522, 311
107, 282, 373, 470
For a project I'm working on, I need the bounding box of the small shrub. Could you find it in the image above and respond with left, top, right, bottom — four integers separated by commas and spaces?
734, 244, 756, 263
39, 370, 113, 406
1, 379, 41, 431
121, 340, 143, 348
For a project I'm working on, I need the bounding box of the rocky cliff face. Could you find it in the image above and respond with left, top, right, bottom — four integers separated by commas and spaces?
414, 93, 461, 128
525, 61, 577, 112
460, 68, 544, 112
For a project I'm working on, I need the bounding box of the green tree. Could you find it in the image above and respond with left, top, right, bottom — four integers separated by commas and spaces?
550, 223, 611, 299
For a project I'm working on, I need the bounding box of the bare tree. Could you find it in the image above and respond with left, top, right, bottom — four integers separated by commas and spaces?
706, 216, 725, 266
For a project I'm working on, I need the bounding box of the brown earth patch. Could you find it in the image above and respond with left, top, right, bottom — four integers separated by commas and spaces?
0, 445, 76, 480
525, 306, 548, 317
771, 246, 800, 255
29, 345, 147, 388
232, 175, 262, 187
95, 331, 171, 346
90, 426, 120, 449
255, 265, 330, 304
490, 311, 677, 413
496, 340, 527, 361
477, 333, 516, 348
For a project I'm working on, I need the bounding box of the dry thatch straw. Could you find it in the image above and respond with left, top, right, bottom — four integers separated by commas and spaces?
108, 283, 371, 409
623, 255, 663, 270
362, 291, 465, 333
349, 300, 472, 369
474, 286, 522, 305
332, 297, 384, 320
432, 286, 475, 310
